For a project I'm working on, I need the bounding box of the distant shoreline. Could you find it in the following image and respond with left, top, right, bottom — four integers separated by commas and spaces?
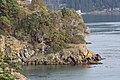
83, 10, 120, 15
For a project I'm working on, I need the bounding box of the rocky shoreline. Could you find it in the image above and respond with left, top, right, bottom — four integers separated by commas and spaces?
20, 44, 102, 65
85, 9, 120, 15
23, 53, 102, 65
0, 35, 102, 66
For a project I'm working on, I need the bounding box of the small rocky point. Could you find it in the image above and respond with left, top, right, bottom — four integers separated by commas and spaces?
0, 35, 102, 65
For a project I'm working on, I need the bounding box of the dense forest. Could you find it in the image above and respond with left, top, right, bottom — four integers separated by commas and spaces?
44, 0, 120, 12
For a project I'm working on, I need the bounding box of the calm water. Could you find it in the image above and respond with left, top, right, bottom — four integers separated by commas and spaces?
23, 15, 120, 80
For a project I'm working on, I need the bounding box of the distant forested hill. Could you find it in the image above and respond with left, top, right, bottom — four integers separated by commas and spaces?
44, 0, 120, 12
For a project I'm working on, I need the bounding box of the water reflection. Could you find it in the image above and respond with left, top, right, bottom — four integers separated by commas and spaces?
23, 65, 90, 80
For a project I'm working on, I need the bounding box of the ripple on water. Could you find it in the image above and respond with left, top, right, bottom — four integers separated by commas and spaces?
86, 22, 120, 35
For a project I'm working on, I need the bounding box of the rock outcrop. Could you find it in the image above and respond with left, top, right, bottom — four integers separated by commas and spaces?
0, 32, 102, 65
0, 0, 102, 66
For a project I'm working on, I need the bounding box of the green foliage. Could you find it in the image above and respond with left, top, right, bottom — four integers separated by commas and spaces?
0, 0, 19, 35
0, 16, 11, 27
0, 62, 8, 71
47, 31, 67, 53
0, 52, 4, 62
61, 8, 77, 17
64, 34, 85, 44
47, 41, 66, 53
0, 52, 22, 80
11, 61, 23, 74
60, 8, 87, 44
18, 9, 54, 40
0, 73, 16, 80
31, 0, 47, 11
0, 0, 18, 18
6, 0, 19, 18
0, 0, 8, 16
50, 31, 65, 42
